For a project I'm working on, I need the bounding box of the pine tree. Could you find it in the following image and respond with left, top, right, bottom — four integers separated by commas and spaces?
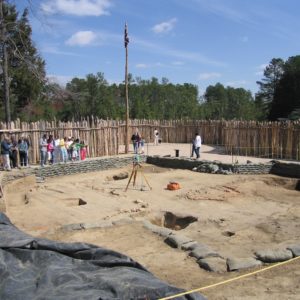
255, 58, 284, 120
0, 2, 46, 121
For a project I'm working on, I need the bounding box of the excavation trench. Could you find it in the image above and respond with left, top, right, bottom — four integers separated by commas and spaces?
151, 211, 198, 230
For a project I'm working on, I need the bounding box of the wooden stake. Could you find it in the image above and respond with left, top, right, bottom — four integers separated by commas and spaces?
124, 22, 129, 153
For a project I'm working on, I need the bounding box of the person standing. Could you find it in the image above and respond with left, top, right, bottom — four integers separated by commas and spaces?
18, 137, 29, 167
47, 135, 54, 164
1, 136, 12, 171
80, 140, 87, 160
72, 138, 81, 161
24, 136, 31, 166
10, 135, 18, 168
40, 134, 48, 167
66, 137, 73, 161
139, 136, 145, 154
154, 128, 159, 145
60, 137, 68, 163
53, 136, 61, 163
191, 132, 201, 159
131, 128, 141, 154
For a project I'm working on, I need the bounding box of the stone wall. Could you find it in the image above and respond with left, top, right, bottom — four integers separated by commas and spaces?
146, 156, 300, 177
5, 156, 147, 183
146, 156, 274, 175
34, 156, 142, 178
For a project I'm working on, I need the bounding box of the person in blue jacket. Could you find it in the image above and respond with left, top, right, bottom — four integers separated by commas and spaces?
1, 136, 12, 171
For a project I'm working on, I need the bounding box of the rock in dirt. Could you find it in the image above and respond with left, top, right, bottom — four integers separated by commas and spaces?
287, 244, 300, 257
189, 243, 219, 259
198, 257, 227, 272
181, 241, 198, 251
255, 248, 293, 263
227, 257, 262, 271
113, 172, 129, 180
164, 234, 194, 248
143, 221, 173, 237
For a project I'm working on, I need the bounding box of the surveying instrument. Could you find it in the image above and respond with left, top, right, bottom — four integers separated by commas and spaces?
125, 154, 152, 192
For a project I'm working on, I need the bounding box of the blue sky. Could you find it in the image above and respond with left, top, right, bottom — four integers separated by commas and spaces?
15, 0, 300, 96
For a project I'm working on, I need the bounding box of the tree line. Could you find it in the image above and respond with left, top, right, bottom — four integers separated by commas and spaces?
0, 1, 299, 123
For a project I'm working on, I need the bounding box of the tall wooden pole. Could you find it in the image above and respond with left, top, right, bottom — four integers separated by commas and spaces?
0, 0, 11, 126
124, 22, 129, 153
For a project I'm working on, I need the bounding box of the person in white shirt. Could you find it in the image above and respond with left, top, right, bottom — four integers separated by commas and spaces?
154, 128, 159, 145
191, 132, 201, 159
39, 134, 48, 167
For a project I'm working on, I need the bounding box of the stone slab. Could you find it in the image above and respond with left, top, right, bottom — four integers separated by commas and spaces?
61, 223, 83, 232
198, 257, 227, 273
82, 221, 113, 229
189, 243, 219, 259
181, 241, 198, 251
227, 257, 262, 271
255, 248, 293, 263
164, 234, 194, 248
287, 244, 300, 257
143, 221, 173, 237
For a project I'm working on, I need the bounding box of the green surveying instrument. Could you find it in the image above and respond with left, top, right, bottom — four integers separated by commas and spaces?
125, 154, 152, 192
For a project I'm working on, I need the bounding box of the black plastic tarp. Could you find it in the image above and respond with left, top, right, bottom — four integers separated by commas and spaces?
0, 213, 205, 300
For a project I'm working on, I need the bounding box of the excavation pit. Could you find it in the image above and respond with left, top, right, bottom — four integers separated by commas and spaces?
151, 211, 198, 230
2, 157, 300, 299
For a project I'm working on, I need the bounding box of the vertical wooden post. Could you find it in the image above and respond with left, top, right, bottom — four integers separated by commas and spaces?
124, 23, 129, 153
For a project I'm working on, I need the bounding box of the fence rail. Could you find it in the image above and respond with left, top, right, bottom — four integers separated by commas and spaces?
0, 119, 299, 163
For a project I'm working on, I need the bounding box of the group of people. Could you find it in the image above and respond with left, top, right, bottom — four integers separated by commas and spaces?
1, 135, 31, 171
40, 135, 88, 167
130, 128, 201, 159
1, 130, 201, 170
0, 134, 89, 170
131, 128, 162, 154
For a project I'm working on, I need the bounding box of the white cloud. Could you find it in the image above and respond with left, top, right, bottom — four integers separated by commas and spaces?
255, 63, 268, 76
226, 80, 247, 87
41, 0, 112, 16
66, 31, 97, 46
134, 37, 227, 67
135, 62, 165, 68
42, 45, 81, 56
152, 18, 177, 34
136, 63, 148, 68
259, 63, 268, 69
198, 72, 221, 80
47, 74, 74, 86
191, 0, 257, 27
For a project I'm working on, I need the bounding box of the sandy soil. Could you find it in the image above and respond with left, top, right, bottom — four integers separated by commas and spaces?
3, 144, 300, 299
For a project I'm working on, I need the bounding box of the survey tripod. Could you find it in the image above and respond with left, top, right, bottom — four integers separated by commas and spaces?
125, 155, 152, 192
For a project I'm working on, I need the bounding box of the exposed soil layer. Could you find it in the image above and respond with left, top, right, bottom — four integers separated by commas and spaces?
4, 164, 300, 299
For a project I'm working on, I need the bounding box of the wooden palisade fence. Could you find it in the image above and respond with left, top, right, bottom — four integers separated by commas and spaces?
0, 118, 299, 164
